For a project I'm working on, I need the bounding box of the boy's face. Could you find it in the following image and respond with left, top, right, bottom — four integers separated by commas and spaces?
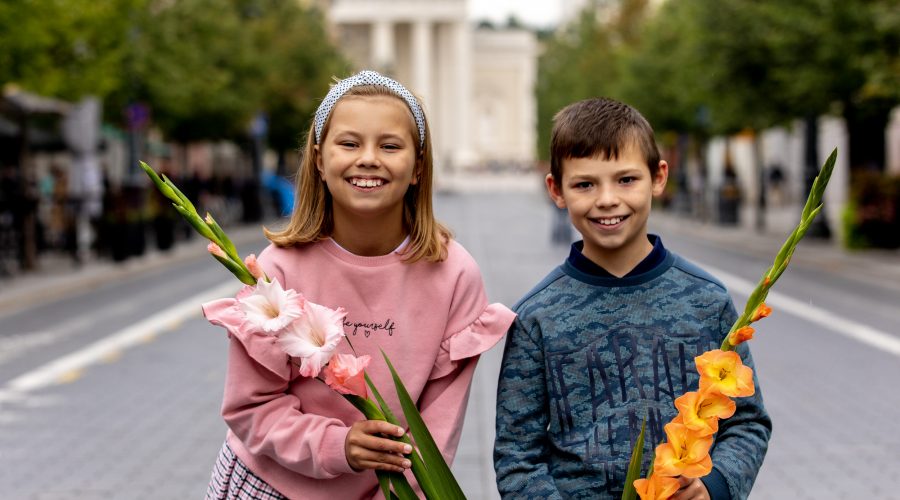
546, 145, 668, 268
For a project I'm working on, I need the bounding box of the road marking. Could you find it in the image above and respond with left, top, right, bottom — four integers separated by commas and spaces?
704, 264, 900, 358
4, 281, 239, 394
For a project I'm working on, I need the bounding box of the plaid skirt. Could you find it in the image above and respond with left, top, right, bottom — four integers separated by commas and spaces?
206, 441, 287, 500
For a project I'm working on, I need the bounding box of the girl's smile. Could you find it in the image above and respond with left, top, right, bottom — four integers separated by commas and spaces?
315, 94, 420, 255
348, 176, 387, 189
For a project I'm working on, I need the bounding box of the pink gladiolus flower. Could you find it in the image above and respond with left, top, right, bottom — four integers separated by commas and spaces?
280, 301, 347, 377
244, 254, 265, 280
238, 278, 304, 334
207, 242, 226, 258
323, 354, 371, 397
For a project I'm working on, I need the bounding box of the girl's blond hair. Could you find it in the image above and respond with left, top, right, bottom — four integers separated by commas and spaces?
265, 84, 451, 262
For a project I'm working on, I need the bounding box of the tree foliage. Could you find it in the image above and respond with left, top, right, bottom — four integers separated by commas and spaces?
536, 0, 652, 160
0, 0, 139, 100
0, 0, 347, 148
536, 0, 900, 169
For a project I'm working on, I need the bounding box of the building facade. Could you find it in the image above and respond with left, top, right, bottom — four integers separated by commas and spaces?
326, 0, 537, 185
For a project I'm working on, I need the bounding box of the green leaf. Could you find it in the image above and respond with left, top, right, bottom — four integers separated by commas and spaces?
365, 375, 439, 499
376, 472, 392, 499
345, 394, 423, 498
382, 350, 466, 499
388, 472, 419, 500
620, 419, 647, 500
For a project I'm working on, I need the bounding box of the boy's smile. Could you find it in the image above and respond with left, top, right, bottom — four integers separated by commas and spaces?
546, 145, 668, 276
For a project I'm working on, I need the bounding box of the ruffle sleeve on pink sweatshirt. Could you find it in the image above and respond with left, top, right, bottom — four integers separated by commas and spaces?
201, 290, 292, 382
431, 302, 515, 380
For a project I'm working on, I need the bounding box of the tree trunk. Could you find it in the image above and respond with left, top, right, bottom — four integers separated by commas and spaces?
843, 100, 891, 173
804, 115, 831, 239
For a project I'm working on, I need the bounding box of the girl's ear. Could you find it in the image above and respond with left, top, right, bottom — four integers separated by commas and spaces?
314, 145, 324, 177
410, 154, 423, 185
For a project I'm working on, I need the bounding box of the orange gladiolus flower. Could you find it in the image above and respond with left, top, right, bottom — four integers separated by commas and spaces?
728, 325, 755, 345
634, 473, 680, 500
675, 390, 736, 436
653, 422, 714, 478
696, 350, 755, 398
751, 302, 772, 322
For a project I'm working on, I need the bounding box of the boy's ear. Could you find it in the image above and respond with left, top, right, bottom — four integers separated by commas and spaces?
545, 173, 567, 209
652, 160, 669, 197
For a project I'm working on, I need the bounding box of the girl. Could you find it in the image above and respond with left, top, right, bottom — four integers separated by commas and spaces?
202, 70, 515, 499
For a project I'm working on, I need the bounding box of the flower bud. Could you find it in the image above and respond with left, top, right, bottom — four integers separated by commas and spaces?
244, 254, 265, 280
207, 242, 227, 258
750, 303, 772, 322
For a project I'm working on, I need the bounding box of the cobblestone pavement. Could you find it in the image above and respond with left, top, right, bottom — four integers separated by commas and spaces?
1, 189, 899, 499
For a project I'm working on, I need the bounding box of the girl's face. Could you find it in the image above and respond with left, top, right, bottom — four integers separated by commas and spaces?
315, 95, 419, 230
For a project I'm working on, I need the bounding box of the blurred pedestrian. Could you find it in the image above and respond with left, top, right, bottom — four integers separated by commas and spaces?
201, 71, 514, 500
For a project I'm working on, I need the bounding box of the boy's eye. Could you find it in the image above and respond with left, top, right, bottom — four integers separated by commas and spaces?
573, 181, 592, 189
620, 176, 636, 184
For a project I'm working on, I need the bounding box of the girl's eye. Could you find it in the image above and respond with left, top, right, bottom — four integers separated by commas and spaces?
382, 144, 400, 151
339, 141, 357, 148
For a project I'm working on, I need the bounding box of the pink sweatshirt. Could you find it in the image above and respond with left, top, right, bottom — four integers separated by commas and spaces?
202, 238, 515, 499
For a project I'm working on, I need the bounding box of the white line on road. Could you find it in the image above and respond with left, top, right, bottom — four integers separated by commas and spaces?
4, 281, 239, 394
704, 264, 900, 358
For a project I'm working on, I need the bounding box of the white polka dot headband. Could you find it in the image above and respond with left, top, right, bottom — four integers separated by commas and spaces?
314, 70, 426, 148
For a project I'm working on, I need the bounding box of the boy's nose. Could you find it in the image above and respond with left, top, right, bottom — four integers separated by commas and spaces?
594, 186, 619, 208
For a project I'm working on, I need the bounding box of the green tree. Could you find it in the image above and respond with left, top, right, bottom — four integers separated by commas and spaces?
128, 0, 260, 142
762, 0, 900, 171
244, 1, 349, 156
536, 0, 652, 160
0, 0, 139, 100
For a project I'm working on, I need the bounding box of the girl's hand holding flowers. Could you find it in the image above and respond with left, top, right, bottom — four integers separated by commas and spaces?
345, 421, 412, 473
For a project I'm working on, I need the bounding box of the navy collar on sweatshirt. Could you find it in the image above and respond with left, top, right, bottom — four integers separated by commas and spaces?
567, 234, 667, 278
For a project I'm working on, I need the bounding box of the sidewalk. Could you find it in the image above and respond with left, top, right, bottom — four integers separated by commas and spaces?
651, 208, 900, 294
0, 223, 268, 316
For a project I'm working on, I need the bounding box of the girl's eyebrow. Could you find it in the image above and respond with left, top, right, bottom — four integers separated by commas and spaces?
379, 132, 408, 143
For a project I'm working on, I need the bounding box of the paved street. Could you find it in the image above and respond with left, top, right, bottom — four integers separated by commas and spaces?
1, 189, 899, 499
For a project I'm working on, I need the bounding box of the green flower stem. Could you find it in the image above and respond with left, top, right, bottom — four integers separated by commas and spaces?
205, 213, 241, 264
720, 148, 836, 351
211, 254, 257, 286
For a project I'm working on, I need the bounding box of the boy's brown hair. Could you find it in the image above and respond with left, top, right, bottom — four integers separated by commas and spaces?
549, 97, 660, 182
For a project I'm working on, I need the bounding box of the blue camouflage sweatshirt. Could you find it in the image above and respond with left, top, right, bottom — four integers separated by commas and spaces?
494, 239, 771, 499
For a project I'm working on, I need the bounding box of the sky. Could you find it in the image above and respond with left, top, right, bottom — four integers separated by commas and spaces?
468, 0, 562, 29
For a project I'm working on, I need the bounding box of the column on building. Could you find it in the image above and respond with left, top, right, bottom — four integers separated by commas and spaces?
371, 19, 395, 73
451, 20, 473, 171
411, 20, 432, 105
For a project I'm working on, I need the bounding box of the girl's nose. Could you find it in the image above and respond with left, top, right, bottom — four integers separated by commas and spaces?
356, 144, 380, 168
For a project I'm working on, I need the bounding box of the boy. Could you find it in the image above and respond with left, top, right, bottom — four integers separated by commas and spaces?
493, 98, 771, 500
